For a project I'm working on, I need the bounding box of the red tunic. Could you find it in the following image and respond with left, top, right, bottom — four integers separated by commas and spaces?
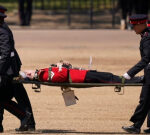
37, 67, 88, 83
69, 69, 88, 83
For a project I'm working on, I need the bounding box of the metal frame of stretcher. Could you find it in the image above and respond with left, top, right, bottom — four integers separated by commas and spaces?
13, 79, 143, 105
15, 80, 143, 88
13, 79, 143, 94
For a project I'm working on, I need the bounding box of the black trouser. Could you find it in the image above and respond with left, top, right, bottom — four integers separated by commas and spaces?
84, 71, 142, 84
0, 107, 3, 125
119, 0, 134, 20
0, 100, 26, 121
18, 0, 32, 25
0, 81, 26, 123
130, 65, 150, 129
0, 83, 35, 126
134, 0, 149, 14
147, 111, 150, 127
13, 83, 35, 126
130, 85, 150, 128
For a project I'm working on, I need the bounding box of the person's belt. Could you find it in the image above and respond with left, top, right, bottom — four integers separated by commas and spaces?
48, 66, 52, 82
0, 51, 15, 59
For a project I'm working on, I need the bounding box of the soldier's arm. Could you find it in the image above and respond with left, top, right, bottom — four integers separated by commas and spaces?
0, 29, 12, 74
127, 39, 150, 78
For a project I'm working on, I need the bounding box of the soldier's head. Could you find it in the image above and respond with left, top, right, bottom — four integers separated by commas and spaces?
0, 5, 7, 13
20, 70, 35, 80
130, 14, 147, 34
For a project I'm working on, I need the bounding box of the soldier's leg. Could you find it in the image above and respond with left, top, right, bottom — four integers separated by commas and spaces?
134, 0, 141, 14
13, 83, 35, 127
130, 65, 150, 129
143, 65, 150, 133
18, 0, 26, 25
130, 85, 150, 128
25, 0, 32, 25
140, 0, 148, 14
1, 100, 33, 131
0, 107, 4, 132
84, 71, 143, 83
84, 71, 114, 83
1, 100, 26, 120
119, 0, 128, 30
143, 110, 150, 133
147, 110, 150, 127
0, 107, 4, 125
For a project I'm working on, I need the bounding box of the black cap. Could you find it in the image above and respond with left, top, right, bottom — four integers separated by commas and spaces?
0, 12, 7, 18
129, 14, 147, 25
0, 5, 7, 13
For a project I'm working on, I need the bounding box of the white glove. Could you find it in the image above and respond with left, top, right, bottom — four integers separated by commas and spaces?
123, 73, 131, 80
19, 71, 27, 79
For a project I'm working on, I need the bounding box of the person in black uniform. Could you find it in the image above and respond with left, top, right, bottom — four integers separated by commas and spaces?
122, 14, 150, 134
134, 0, 149, 15
0, 8, 33, 133
139, 23, 150, 134
18, 0, 32, 26
0, 84, 32, 133
119, 0, 134, 30
0, 5, 36, 132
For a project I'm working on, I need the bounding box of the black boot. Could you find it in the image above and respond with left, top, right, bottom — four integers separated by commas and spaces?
15, 111, 34, 132
122, 125, 141, 134
0, 124, 3, 133
15, 124, 35, 132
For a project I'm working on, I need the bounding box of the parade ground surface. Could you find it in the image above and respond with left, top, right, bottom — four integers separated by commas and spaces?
2, 28, 145, 135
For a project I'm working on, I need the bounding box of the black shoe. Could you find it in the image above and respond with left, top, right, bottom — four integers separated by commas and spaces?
15, 125, 35, 132
0, 124, 3, 133
27, 125, 35, 131
15, 111, 32, 132
122, 125, 141, 134
144, 128, 150, 133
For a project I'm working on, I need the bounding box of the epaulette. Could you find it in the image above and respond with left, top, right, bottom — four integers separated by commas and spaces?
141, 30, 150, 38
143, 32, 149, 37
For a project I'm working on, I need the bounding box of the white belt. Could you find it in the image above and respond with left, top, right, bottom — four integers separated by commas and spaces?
0, 51, 15, 59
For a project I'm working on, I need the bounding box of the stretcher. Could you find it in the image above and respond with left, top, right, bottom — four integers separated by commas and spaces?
13, 78, 143, 106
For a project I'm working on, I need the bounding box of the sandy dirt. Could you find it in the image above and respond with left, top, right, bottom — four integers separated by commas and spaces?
1, 29, 146, 135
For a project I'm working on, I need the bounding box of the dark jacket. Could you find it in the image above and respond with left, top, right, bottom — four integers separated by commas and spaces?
0, 22, 22, 77
127, 28, 150, 78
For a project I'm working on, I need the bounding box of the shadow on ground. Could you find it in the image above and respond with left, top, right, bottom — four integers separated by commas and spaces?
6, 129, 137, 134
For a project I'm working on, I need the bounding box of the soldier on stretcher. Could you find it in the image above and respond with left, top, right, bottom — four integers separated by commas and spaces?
19, 61, 143, 84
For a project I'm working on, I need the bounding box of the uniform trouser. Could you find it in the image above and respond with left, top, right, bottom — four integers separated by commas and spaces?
147, 111, 150, 127
130, 85, 150, 128
0, 107, 3, 125
84, 71, 142, 84
0, 83, 35, 126
0, 81, 26, 123
13, 83, 35, 126
130, 66, 150, 129
18, 0, 32, 25
134, 0, 149, 14
119, 0, 133, 20
0, 100, 26, 121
